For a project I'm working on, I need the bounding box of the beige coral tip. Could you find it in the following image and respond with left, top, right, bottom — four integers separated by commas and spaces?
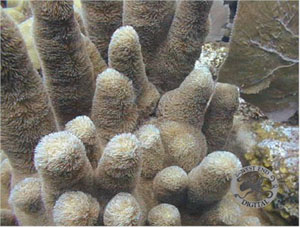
110, 25, 139, 47
153, 166, 188, 206
103, 192, 142, 226
137, 124, 160, 148
65, 115, 101, 169
9, 177, 42, 214
99, 133, 141, 179
136, 124, 165, 178
34, 131, 87, 178
187, 151, 242, 208
91, 68, 138, 141
147, 203, 181, 226
1, 159, 12, 209
95, 68, 135, 100
200, 196, 242, 225
159, 120, 207, 172
53, 191, 100, 226
65, 115, 96, 145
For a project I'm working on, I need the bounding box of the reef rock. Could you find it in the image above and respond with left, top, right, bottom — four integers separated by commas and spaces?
219, 1, 299, 121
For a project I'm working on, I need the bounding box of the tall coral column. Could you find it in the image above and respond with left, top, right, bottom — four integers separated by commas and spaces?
108, 26, 160, 118
203, 83, 239, 152
148, 0, 213, 91
81, 0, 123, 62
123, 0, 175, 62
0, 10, 57, 186
31, 0, 95, 127
34, 131, 94, 223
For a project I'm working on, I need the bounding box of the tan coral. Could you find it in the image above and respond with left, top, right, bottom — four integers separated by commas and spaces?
123, 0, 175, 63
103, 192, 142, 226
158, 120, 207, 172
199, 196, 242, 225
31, 0, 95, 126
82, 35, 107, 82
187, 151, 242, 210
65, 115, 102, 169
147, 203, 181, 226
1, 10, 57, 186
34, 131, 93, 220
108, 26, 160, 117
0, 209, 18, 226
9, 178, 49, 225
147, 0, 213, 91
53, 191, 100, 226
157, 65, 214, 129
0, 159, 12, 209
81, 0, 123, 61
153, 166, 188, 206
91, 68, 139, 142
203, 82, 239, 152
135, 125, 165, 179
95, 133, 141, 199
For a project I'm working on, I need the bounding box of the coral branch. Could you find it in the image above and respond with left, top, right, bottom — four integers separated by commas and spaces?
157, 65, 214, 129
34, 131, 93, 220
187, 151, 242, 210
103, 192, 142, 226
81, 0, 123, 62
136, 125, 165, 179
9, 178, 48, 225
153, 166, 188, 206
147, 203, 181, 226
65, 115, 102, 169
203, 83, 239, 152
91, 68, 139, 142
53, 191, 100, 226
108, 26, 160, 117
1, 10, 57, 185
123, 0, 175, 62
31, 0, 95, 126
147, 0, 213, 91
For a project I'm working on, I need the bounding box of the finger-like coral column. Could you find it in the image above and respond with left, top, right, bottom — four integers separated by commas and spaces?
65, 115, 102, 169
158, 121, 207, 172
1, 11, 57, 186
123, 0, 175, 62
34, 131, 94, 221
95, 133, 141, 199
199, 195, 242, 225
153, 166, 188, 206
53, 191, 100, 226
148, 0, 213, 91
157, 65, 214, 129
82, 35, 107, 82
187, 151, 242, 210
31, 0, 95, 126
135, 125, 165, 179
0, 159, 12, 209
103, 192, 142, 226
147, 203, 181, 226
81, 0, 123, 62
108, 26, 160, 117
9, 178, 49, 225
91, 69, 139, 142
203, 83, 239, 152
